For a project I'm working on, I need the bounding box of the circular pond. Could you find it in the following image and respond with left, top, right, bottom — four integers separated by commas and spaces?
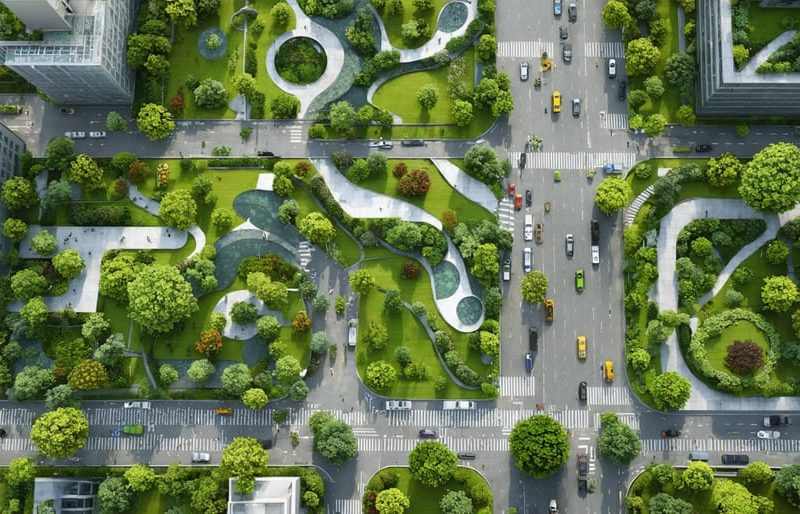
456, 296, 483, 326
275, 37, 327, 85
432, 260, 460, 299
438, 2, 469, 33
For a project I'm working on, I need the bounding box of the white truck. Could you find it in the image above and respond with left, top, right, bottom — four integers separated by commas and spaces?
443, 401, 476, 410
524, 214, 533, 241
386, 400, 412, 410
347, 319, 358, 347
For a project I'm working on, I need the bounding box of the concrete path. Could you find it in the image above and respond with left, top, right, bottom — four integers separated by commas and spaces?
739, 30, 798, 77
212, 289, 290, 340
431, 159, 498, 213
656, 198, 800, 410
267, 0, 346, 117
312, 159, 442, 230
10, 226, 188, 312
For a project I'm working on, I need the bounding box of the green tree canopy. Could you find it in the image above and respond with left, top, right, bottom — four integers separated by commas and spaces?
366, 360, 397, 390
509, 415, 570, 477
595, 177, 632, 214
349, 269, 376, 295
597, 412, 641, 465
242, 387, 268, 409
521, 270, 548, 303
31, 230, 58, 256
53, 249, 85, 279
159, 188, 198, 229
124, 464, 158, 492
761, 275, 798, 312
470, 243, 499, 286
626, 38, 660, 76
308, 411, 358, 464
31, 407, 89, 458
375, 488, 410, 514
602, 0, 632, 29
649, 371, 691, 410
137, 103, 175, 141
69, 154, 104, 190
706, 152, 742, 188
97, 476, 133, 514
298, 212, 336, 245
739, 142, 800, 212
2, 218, 28, 243
2, 177, 38, 211
221, 437, 269, 494
408, 440, 458, 487
127, 264, 199, 333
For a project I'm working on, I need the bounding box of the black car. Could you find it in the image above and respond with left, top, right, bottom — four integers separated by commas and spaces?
257, 151, 275, 157
568, 2, 577, 21
578, 381, 587, 401
559, 25, 568, 39
401, 139, 425, 147
591, 219, 600, 244
695, 144, 713, 153
529, 328, 538, 352
525, 189, 532, 207
721, 454, 749, 465
419, 429, 437, 438
519, 152, 526, 168
661, 429, 681, 438
457, 453, 476, 460
618, 80, 627, 100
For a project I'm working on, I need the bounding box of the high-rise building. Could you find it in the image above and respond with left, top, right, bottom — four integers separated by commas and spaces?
1, 0, 72, 31
0, 121, 26, 258
0, 0, 136, 104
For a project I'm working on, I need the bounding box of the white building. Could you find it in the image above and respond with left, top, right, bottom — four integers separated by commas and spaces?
0, 0, 136, 104
228, 477, 302, 514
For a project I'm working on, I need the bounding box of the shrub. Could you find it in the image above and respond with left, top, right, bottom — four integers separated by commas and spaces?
396, 169, 431, 196
392, 162, 408, 178
401, 261, 420, 279
725, 340, 764, 374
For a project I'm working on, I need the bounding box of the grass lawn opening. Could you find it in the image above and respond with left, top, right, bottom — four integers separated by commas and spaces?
365, 467, 493, 513
705, 320, 769, 374
376, 0, 450, 50
275, 37, 327, 84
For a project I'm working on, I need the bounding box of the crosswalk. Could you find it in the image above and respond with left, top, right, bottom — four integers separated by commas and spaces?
82, 434, 226, 452
333, 499, 361, 514
0, 409, 35, 426
385, 407, 589, 430
600, 112, 628, 130
584, 41, 626, 58
594, 412, 639, 431
587, 386, 633, 406
642, 438, 800, 454
497, 198, 515, 233
357, 436, 510, 453
497, 40, 555, 58
498, 376, 536, 397
288, 124, 304, 144
298, 241, 313, 270
506, 151, 637, 170
0, 437, 34, 452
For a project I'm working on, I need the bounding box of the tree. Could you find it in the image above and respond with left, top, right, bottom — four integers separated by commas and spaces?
308, 124, 327, 139
676, 104, 697, 126
146, 54, 171, 79
31, 230, 57, 256
366, 360, 397, 390
44, 136, 74, 171
2, 177, 37, 211
106, 111, 127, 132
125, 464, 158, 492
271, 93, 300, 118
31, 407, 89, 458
626, 38, 660, 76
725, 340, 764, 374
595, 177, 632, 214
643, 114, 667, 137
440, 490, 473, 514
247, 273, 288, 310
256, 315, 282, 341
627, 347, 651, 372
776, 465, 800, 507
311, 332, 330, 355
93, 334, 127, 367
53, 249, 85, 279
288, 380, 309, 400
292, 310, 311, 332
67, 359, 109, 390
713, 479, 773, 514
451, 99, 474, 127
221, 363, 252, 397
682, 461, 714, 490
417, 84, 439, 110
20, 297, 48, 330
739, 461, 774, 484
165, 0, 198, 27
275, 355, 302, 385
298, 212, 336, 245
476, 34, 497, 62
195, 328, 223, 356
11, 268, 47, 300
13, 366, 54, 400
761, 275, 798, 312
7, 457, 35, 487
649, 371, 691, 410
187, 359, 216, 384
375, 488, 410, 513
137, 103, 175, 140
766, 239, 789, 265
159, 189, 197, 230
221, 437, 269, 494
271, 2, 292, 24
408, 440, 458, 487
464, 145, 504, 184
330, 101, 357, 134
242, 387, 268, 409
643, 76, 665, 99
602, 0, 631, 29
45, 384, 77, 409
364, 320, 389, 350
97, 476, 133, 514
509, 415, 570, 477
211, 207, 235, 232
649, 493, 692, 514
277, 199, 300, 225
308, 411, 358, 464
596, 412, 641, 465
231, 73, 258, 98
740, 143, 800, 212
44, 179, 71, 208
706, 152, 742, 188
3, 218, 28, 243
521, 271, 548, 303
159, 363, 180, 387
470, 243, 499, 286
350, 269, 376, 295
127, 264, 198, 333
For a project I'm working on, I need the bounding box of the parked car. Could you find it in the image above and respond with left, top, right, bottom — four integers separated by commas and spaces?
192, 452, 211, 463
578, 381, 587, 401
535, 223, 543, 244
576, 335, 587, 359
559, 25, 568, 39
401, 139, 425, 147
503, 260, 511, 281
722, 454, 749, 465
64, 131, 85, 139
568, 2, 577, 21
618, 80, 627, 100
757, 430, 780, 439
520, 61, 530, 81
575, 269, 585, 291
529, 329, 538, 352
525, 189, 532, 206
695, 144, 713, 153
608, 58, 617, 78
419, 429, 437, 438
661, 429, 681, 437
572, 98, 580, 117
553, 0, 562, 16
257, 150, 275, 157
525, 352, 533, 373
562, 43, 572, 63
457, 453, 477, 460
368, 139, 393, 149
88, 131, 106, 138
523, 247, 532, 272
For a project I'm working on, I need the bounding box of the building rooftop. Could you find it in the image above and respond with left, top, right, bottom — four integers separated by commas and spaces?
227, 477, 301, 514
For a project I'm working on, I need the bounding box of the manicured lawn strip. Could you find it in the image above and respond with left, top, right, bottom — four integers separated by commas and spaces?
356, 159, 493, 224
292, 184, 361, 266
706, 320, 769, 372
129, 488, 182, 514
626, 158, 708, 197
748, 1, 799, 50
251, 0, 297, 118
376, 0, 450, 50
448, 158, 502, 200
677, 181, 741, 202
389, 467, 491, 512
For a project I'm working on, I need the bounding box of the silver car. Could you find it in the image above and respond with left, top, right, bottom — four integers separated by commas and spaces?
565, 234, 574, 257
191, 452, 211, 463
562, 43, 572, 63
520, 61, 529, 81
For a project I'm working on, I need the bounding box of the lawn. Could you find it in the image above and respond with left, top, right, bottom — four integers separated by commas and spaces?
164, 0, 294, 120
369, 467, 492, 513
376, 0, 450, 50
705, 320, 769, 372
748, 1, 799, 52
357, 159, 494, 224
292, 183, 361, 267
626, 158, 709, 197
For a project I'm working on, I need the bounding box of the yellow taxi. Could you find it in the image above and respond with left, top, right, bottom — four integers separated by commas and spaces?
577, 336, 587, 359
603, 360, 614, 382
552, 91, 561, 113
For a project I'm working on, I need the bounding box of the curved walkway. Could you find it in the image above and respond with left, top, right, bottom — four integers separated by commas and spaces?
431, 159, 497, 213
267, 0, 346, 117
212, 289, 291, 340
656, 198, 800, 410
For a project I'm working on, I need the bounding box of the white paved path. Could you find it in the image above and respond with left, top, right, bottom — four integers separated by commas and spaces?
431, 159, 498, 213
212, 290, 291, 340
656, 198, 800, 410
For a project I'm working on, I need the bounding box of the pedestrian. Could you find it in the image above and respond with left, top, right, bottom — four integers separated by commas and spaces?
330, 367, 334, 376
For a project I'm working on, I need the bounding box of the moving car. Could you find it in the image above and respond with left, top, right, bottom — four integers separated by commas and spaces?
520, 61, 530, 81
368, 139, 393, 149
576, 335, 587, 359
552, 91, 562, 113
214, 407, 232, 415
529, 329, 538, 352
562, 43, 572, 63
575, 269, 585, 291
122, 424, 144, 435
757, 430, 780, 439
578, 381, 587, 401
419, 429, 437, 438
514, 194, 523, 210
618, 80, 627, 100
523, 247, 532, 272
721, 454, 749, 465
608, 58, 617, 78
572, 98, 581, 117
559, 25, 568, 39
524, 214, 533, 241
764, 415, 791, 427
603, 360, 614, 382
568, 2, 577, 21
565, 234, 574, 257
503, 259, 511, 281
348, 319, 358, 347
591, 246, 600, 264
457, 453, 476, 460
60, 107, 75, 115
545, 299, 555, 321
64, 131, 85, 139
549, 499, 559, 514
525, 352, 533, 373
553, 0, 562, 16
89, 131, 106, 138
535, 223, 543, 244
124, 401, 151, 409
401, 139, 425, 147
695, 143, 713, 153
661, 429, 681, 437
577, 447, 589, 486
386, 400, 412, 410
192, 452, 211, 463
508, 182, 516, 196
257, 150, 275, 157
525, 189, 532, 206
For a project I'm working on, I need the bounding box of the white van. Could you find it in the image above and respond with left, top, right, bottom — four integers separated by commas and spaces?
386, 400, 412, 410
523, 247, 533, 272
524, 214, 533, 241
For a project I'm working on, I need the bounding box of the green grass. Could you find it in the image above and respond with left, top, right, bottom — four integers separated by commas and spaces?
706, 320, 769, 372
374, 467, 492, 512
376, 0, 450, 50
748, 1, 799, 50
129, 488, 182, 514
626, 158, 709, 197
357, 159, 493, 224
292, 183, 361, 266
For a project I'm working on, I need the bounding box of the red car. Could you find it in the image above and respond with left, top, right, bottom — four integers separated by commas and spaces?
514, 194, 523, 210
508, 182, 516, 197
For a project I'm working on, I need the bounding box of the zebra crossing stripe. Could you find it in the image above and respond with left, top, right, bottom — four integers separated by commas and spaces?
333, 499, 361, 514
601, 113, 629, 130
641, 438, 800, 453
497, 41, 556, 58
498, 376, 536, 397
507, 151, 637, 170
583, 41, 626, 58
587, 386, 633, 406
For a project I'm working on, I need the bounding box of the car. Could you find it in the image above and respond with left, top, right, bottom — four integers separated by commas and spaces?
419, 429, 437, 438
591, 219, 600, 242
214, 407, 232, 415
59, 107, 75, 115
88, 131, 106, 138
549, 499, 558, 514
661, 429, 681, 437
192, 452, 211, 463
562, 43, 572, 63
553, 0, 562, 16
568, 2, 577, 21
577, 447, 589, 482
523, 247, 532, 272
514, 194, 522, 210
757, 430, 780, 439
257, 151, 275, 157
578, 381, 587, 401
722, 454, 750, 465
508, 182, 516, 197
695, 144, 713, 152
525, 352, 533, 373
565, 234, 574, 257
525, 189, 532, 206
260, 439, 273, 449
577, 335, 587, 359
764, 415, 791, 427
618, 80, 627, 100
502, 259, 511, 281
64, 131, 85, 139
529, 329, 538, 352
122, 424, 144, 435
572, 98, 580, 117
386, 400, 412, 410
519, 152, 526, 168
368, 139, 393, 149
545, 299, 554, 321
591, 246, 600, 265
553, 169, 562, 181
0, 428, 6, 438
535, 223, 543, 244
603, 360, 614, 382
457, 452, 477, 460
520, 61, 529, 81
552, 91, 562, 113
608, 58, 617, 78
401, 139, 425, 147
575, 269, 585, 291
559, 25, 568, 39
124, 401, 151, 409
524, 224, 533, 241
